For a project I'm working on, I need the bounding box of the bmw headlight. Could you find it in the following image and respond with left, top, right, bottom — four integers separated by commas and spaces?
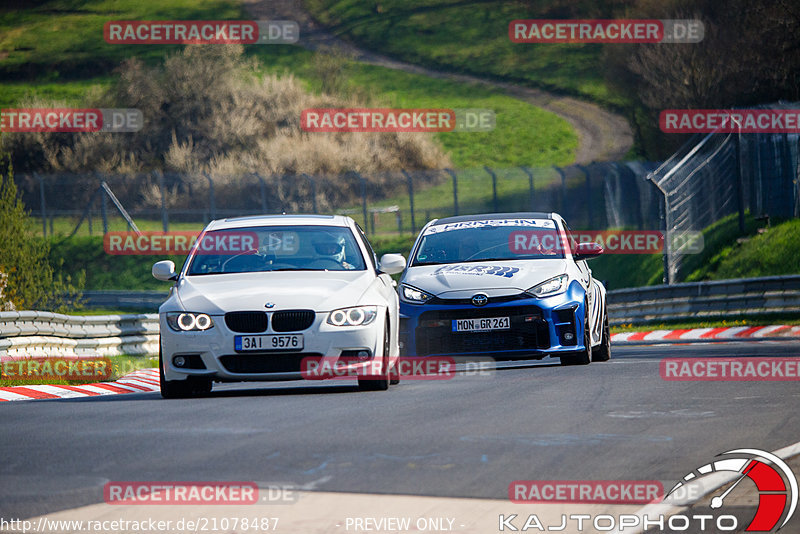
327, 306, 378, 327
400, 284, 433, 304
526, 274, 569, 298
166, 312, 214, 331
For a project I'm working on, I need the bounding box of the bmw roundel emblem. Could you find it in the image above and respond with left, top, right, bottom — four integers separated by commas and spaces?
471, 293, 489, 307
265, 302, 275, 309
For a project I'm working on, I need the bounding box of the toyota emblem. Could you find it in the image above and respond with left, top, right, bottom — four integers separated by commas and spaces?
471, 294, 489, 306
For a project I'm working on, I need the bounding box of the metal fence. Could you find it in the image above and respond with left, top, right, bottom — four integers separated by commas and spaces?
16, 102, 800, 285
18, 162, 663, 238
648, 103, 800, 283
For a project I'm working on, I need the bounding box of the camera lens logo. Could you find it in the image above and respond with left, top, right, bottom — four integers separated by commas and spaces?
666, 448, 797, 531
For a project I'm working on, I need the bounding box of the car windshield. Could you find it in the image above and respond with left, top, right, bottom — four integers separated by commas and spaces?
411, 218, 566, 266
186, 225, 367, 274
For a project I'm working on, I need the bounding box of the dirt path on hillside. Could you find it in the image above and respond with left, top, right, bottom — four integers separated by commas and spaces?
243, 0, 634, 164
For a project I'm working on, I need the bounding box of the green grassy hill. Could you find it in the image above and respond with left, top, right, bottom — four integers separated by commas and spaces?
304, 0, 627, 108
0, 0, 576, 170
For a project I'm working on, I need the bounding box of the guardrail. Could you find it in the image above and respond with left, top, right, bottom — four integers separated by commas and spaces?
81, 276, 800, 326
2, 275, 797, 358
81, 290, 167, 310
607, 275, 800, 325
0, 311, 159, 360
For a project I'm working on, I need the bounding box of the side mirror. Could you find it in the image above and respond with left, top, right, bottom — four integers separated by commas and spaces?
378, 253, 406, 275
573, 242, 603, 261
152, 260, 178, 281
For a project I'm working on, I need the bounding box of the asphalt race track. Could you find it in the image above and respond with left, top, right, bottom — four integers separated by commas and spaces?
2, 341, 798, 529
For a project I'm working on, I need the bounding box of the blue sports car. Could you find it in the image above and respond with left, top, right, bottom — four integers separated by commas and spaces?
397, 212, 610, 365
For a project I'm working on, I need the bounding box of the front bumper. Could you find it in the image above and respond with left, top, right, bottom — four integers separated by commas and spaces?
160, 311, 384, 382
399, 283, 587, 359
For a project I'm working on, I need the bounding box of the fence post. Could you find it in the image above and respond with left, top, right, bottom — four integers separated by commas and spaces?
647, 172, 670, 285
484, 166, 498, 212
554, 166, 566, 215
203, 172, 217, 220
402, 170, 415, 233
520, 166, 534, 211
253, 173, 268, 213
734, 130, 746, 233
444, 168, 458, 215
577, 164, 592, 228
34, 172, 47, 238
302, 173, 317, 214
101, 184, 109, 234
155, 171, 169, 232
352, 171, 368, 231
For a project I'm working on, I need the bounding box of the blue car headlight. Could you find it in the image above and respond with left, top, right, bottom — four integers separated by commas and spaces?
400, 284, 434, 304
166, 312, 214, 331
526, 274, 569, 298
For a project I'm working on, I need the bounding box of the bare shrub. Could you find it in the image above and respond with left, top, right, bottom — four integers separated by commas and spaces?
3, 45, 450, 212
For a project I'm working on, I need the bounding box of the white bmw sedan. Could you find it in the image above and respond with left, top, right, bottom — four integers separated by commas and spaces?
152, 215, 406, 398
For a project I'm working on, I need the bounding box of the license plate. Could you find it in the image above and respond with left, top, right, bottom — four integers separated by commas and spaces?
452, 317, 511, 332
234, 334, 303, 352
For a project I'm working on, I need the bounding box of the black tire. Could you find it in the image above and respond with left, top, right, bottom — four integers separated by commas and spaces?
359, 321, 390, 391
560, 307, 592, 366
389, 361, 400, 385
593, 307, 611, 362
159, 348, 212, 398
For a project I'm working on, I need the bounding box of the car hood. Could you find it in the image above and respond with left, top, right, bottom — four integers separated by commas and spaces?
173, 271, 374, 313
402, 259, 568, 298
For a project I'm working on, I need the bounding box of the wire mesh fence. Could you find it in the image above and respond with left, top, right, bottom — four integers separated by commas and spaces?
16, 107, 799, 285
649, 103, 800, 283
18, 162, 663, 238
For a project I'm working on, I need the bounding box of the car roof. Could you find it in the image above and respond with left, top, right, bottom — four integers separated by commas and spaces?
431, 212, 555, 226
205, 214, 352, 231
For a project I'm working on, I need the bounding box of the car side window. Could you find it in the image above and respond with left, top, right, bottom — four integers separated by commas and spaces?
561, 219, 590, 277
355, 224, 379, 270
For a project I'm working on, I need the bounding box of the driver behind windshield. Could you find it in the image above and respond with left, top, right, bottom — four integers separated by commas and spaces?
311, 234, 356, 270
